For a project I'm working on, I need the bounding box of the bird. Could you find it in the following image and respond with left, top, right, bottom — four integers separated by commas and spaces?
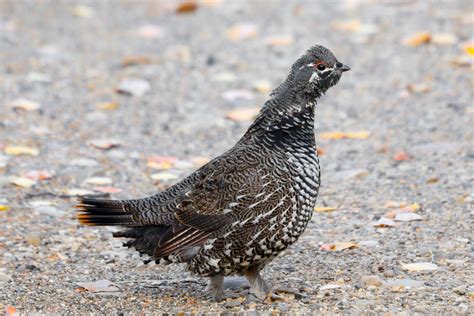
76, 45, 350, 301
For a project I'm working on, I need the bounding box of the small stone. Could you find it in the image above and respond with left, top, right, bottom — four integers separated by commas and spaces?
0, 269, 12, 283
384, 278, 424, 288
116, 78, 151, 96
453, 285, 467, 295
360, 275, 383, 287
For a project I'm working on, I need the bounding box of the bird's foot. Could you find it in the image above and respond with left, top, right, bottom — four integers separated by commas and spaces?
206, 275, 225, 302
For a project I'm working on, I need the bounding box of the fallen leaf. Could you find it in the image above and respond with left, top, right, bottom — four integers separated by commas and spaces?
0, 205, 10, 212
88, 139, 121, 150
83, 177, 113, 185
406, 83, 431, 93
314, 206, 337, 212
226, 23, 258, 41
426, 176, 439, 184
9, 98, 41, 111
176, 1, 198, 14
97, 101, 119, 110
393, 151, 412, 161
9, 176, 36, 188
403, 32, 431, 47
72, 5, 95, 18
222, 89, 254, 102
24, 170, 54, 181
150, 172, 179, 181
463, 42, 474, 56
136, 24, 165, 39
121, 56, 152, 67
5, 145, 39, 156
320, 131, 370, 140
264, 35, 294, 47
401, 262, 438, 272
116, 78, 151, 96
146, 156, 177, 170
253, 80, 272, 93
92, 186, 123, 194
321, 242, 358, 251
226, 107, 260, 121
76, 280, 120, 293
373, 218, 396, 227
5, 306, 17, 316
384, 202, 420, 218
431, 33, 458, 45
394, 212, 423, 222
332, 19, 362, 32
316, 147, 326, 156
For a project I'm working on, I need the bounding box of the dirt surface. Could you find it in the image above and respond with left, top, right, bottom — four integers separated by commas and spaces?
1, 0, 473, 314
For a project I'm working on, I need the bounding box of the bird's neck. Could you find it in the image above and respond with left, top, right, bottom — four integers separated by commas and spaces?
242, 93, 317, 141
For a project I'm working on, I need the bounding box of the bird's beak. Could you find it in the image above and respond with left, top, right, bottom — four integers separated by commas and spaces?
340, 64, 351, 72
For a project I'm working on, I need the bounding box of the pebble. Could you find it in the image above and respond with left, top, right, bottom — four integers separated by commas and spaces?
116, 78, 151, 96
26, 233, 41, 247
0, 269, 12, 283
359, 275, 383, 287
384, 279, 425, 289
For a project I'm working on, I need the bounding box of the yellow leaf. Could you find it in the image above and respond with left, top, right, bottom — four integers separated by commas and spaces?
331, 242, 358, 251
5, 145, 39, 156
314, 206, 337, 212
0, 205, 10, 211
464, 45, 474, 57
320, 131, 370, 140
97, 102, 119, 110
402, 32, 431, 47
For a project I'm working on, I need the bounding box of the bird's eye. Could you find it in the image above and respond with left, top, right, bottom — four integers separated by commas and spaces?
316, 63, 326, 71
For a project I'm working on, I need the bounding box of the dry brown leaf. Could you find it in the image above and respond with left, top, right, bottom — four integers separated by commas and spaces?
406, 83, 431, 93
314, 206, 337, 212
176, 1, 198, 14
320, 131, 370, 140
426, 176, 439, 184
226, 23, 258, 41
5, 145, 39, 156
403, 32, 431, 47
24, 170, 54, 181
401, 262, 438, 272
121, 56, 152, 67
9, 98, 41, 111
393, 151, 411, 161
0, 205, 10, 212
226, 107, 260, 122
97, 102, 119, 110
321, 242, 358, 251
384, 202, 420, 218
316, 147, 326, 156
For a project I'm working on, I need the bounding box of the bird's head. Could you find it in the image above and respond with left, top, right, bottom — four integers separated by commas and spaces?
275, 45, 350, 101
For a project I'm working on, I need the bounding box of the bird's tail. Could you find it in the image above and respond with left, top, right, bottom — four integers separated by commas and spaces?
76, 197, 138, 226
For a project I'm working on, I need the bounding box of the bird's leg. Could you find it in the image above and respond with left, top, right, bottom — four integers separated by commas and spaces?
244, 268, 270, 299
206, 274, 224, 302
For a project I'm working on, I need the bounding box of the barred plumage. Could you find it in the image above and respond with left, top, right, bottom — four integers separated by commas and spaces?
76, 45, 350, 301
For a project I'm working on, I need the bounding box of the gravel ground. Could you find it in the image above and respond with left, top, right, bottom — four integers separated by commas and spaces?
1, 0, 473, 314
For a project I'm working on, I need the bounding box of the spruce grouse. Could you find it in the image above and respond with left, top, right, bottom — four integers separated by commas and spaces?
77, 45, 350, 301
